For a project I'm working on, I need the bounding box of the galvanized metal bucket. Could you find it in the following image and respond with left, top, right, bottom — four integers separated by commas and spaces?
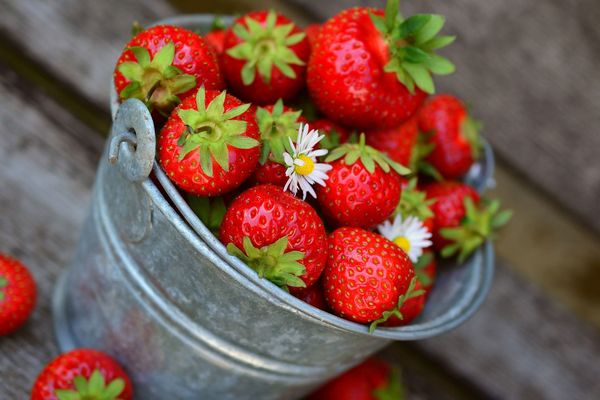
53, 14, 495, 400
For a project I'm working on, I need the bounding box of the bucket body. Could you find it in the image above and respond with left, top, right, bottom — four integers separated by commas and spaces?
53, 15, 495, 400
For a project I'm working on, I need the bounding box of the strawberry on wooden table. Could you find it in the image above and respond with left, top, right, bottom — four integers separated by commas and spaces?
114, 25, 224, 118
323, 227, 418, 330
253, 100, 307, 187
221, 184, 328, 290
418, 94, 482, 179
0, 254, 36, 336
308, 358, 404, 400
223, 10, 310, 105
424, 181, 512, 261
316, 134, 410, 229
158, 87, 260, 196
307, 0, 455, 130
31, 349, 133, 400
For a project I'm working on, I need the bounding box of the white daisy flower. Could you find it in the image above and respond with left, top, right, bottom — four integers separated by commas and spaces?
283, 123, 332, 200
378, 215, 432, 262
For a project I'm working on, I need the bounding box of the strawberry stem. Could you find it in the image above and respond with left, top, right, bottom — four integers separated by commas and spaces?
54, 370, 125, 400
256, 99, 303, 164
176, 88, 259, 177
226, 10, 306, 85
227, 236, 307, 290
369, 276, 424, 332
369, 0, 455, 94
440, 197, 512, 262
326, 133, 411, 176
118, 42, 197, 115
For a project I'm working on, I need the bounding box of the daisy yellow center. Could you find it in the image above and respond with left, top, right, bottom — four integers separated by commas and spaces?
294, 155, 315, 176
394, 236, 411, 253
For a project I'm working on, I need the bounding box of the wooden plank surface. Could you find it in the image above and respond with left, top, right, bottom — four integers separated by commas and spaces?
417, 263, 600, 400
0, 65, 103, 397
288, 0, 600, 236
0, 0, 176, 108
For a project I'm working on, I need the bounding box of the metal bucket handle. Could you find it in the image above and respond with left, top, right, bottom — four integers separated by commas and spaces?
108, 99, 156, 183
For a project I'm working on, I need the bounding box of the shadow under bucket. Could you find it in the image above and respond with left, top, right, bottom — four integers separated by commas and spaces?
53, 14, 495, 400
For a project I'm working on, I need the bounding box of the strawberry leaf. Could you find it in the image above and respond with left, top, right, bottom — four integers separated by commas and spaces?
227, 236, 307, 289
369, 276, 423, 332
227, 10, 305, 86
375, 0, 455, 94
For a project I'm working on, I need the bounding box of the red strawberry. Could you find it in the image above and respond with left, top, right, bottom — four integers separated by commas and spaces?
253, 160, 288, 187
424, 181, 479, 250
205, 30, 226, 55
158, 87, 260, 197
293, 279, 328, 311
31, 349, 133, 400
424, 181, 511, 261
394, 178, 435, 233
308, 358, 404, 400
307, 0, 455, 130
204, 17, 228, 55
414, 250, 437, 292
114, 25, 224, 118
316, 135, 410, 229
305, 23, 321, 49
366, 116, 418, 169
223, 10, 310, 105
0, 254, 36, 336
220, 184, 328, 290
252, 100, 307, 187
379, 250, 435, 327
323, 227, 416, 330
311, 119, 350, 151
418, 94, 482, 179
381, 278, 426, 326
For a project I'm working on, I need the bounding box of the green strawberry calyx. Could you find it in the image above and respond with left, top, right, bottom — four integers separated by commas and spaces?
370, 0, 455, 94
256, 99, 303, 164
462, 114, 483, 160
326, 134, 411, 176
319, 128, 344, 151
176, 87, 259, 177
187, 195, 227, 234
440, 197, 512, 263
227, 236, 306, 290
117, 42, 197, 116
55, 370, 125, 400
373, 367, 406, 400
394, 178, 435, 221
410, 130, 444, 181
0, 275, 7, 302
227, 10, 306, 85
413, 251, 434, 287
210, 16, 228, 32
369, 276, 425, 333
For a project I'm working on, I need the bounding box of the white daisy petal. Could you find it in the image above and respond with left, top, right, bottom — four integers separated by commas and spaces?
376, 214, 432, 262
282, 123, 332, 200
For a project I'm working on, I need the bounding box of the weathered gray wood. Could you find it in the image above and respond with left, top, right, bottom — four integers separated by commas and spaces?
416, 263, 600, 400
0, 66, 103, 398
288, 0, 600, 235
0, 0, 176, 108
